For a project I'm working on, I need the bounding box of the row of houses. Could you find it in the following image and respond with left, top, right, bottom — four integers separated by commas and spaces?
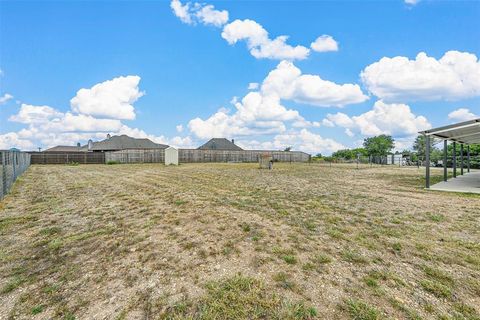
44, 136, 248, 153
32, 135, 310, 164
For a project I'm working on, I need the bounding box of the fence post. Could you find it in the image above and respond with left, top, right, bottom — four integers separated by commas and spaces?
425, 135, 430, 189
12, 152, 17, 181
1, 152, 6, 199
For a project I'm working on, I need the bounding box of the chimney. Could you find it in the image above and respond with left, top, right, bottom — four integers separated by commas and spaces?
107, 133, 111, 139
88, 139, 93, 151
231, 139, 235, 144
77, 142, 81, 147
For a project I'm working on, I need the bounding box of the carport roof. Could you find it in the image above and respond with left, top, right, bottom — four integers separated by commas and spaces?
419, 118, 480, 145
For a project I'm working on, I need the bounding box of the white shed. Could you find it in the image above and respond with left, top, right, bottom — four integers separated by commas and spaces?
165, 146, 178, 165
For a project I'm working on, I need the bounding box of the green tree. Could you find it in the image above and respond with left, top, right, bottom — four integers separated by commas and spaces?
413, 135, 437, 159
332, 148, 367, 160
363, 135, 395, 156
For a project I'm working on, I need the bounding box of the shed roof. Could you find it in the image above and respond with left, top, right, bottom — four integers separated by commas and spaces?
197, 138, 243, 151
91, 135, 168, 151
419, 118, 480, 145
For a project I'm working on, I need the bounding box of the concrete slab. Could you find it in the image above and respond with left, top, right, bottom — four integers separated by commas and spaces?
430, 170, 480, 194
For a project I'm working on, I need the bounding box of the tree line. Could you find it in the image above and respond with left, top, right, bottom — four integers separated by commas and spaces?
312, 134, 480, 168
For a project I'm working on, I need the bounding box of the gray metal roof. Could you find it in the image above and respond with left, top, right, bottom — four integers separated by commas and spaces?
90, 135, 168, 151
419, 118, 480, 145
197, 138, 243, 151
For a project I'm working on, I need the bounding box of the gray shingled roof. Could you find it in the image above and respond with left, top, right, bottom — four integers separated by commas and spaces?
197, 138, 243, 151
44, 135, 168, 152
90, 135, 168, 151
43, 146, 86, 152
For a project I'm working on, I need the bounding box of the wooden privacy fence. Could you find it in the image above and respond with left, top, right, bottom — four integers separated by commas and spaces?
30, 152, 105, 164
105, 149, 165, 163
1, 151, 31, 200
105, 149, 310, 164
178, 149, 310, 163
27, 149, 310, 165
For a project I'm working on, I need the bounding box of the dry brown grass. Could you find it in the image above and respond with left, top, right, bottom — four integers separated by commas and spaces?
0, 163, 479, 319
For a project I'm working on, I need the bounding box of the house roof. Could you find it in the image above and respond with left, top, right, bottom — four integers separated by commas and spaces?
44, 135, 169, 152
197, 138, 243, 151
43, 146, 86, 152
90, 135, 169, 151
419, 118, 480, 145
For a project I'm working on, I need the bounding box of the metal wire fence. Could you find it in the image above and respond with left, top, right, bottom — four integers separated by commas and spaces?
1, 150, 31, 200
311, 155, 480, 170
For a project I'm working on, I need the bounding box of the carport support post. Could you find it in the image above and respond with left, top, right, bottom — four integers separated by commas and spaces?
443, 140, 447, 182
467, 145, 470, 173
453, 142, 457, 178
460, 144, 464, 175
425, 134, 430, 189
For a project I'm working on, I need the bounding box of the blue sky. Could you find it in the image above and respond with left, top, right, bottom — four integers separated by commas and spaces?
1, 0, 479, 154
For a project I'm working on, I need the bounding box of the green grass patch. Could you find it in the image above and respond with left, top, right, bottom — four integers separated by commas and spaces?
282, 254, 297, 265
420, 279, 452, 298
342, 250, 368, 264
313, 253, 332, 264
273, 272, 296, 291
161, 275, 315, 319
1, 276, 26, 294
240, 222, 251, 232
40, 226, 62, 236
344, 299, 382, 320
363, 276, 379, 288
391, 242, 402, 252
31, 305, 44, 315
423, 266, 454, 285
48, 238, 63, 251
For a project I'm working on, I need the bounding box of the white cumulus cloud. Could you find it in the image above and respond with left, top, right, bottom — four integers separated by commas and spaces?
324, 100, 431, 137
237, 129, 345, 155
195, 4, 229, 27
0, 93, 13, 105
170, 0, 228, 27
170, 0, 193, 24
9, 104, 63, 124
361, 51, 480, 102
221, 19, 310, 60
405, 0, 420, 5
448, 108, 478, 122
310, 35, 338, 52
188, 60, 367, 141
188, 97, 295, 139
2, 75, 193, 150
0, 132, 35, 150
70, 75, 144, 120
262, 60, 368, 107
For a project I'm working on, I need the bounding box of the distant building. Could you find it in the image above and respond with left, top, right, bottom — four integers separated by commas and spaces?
197, 138, 243, 151
43, 134, 168, 153
43, 145, 85, 153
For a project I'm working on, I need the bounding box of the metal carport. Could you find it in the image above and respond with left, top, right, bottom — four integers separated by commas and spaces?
419, 118, 480, 192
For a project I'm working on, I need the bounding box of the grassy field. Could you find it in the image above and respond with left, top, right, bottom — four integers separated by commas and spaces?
0, 163, 479, 319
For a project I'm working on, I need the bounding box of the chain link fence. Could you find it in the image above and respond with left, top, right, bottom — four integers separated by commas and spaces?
311, 154, 480, 170
1, 150, 31, 200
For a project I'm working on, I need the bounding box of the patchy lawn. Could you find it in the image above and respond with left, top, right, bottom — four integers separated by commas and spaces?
0, 163, 479, 319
